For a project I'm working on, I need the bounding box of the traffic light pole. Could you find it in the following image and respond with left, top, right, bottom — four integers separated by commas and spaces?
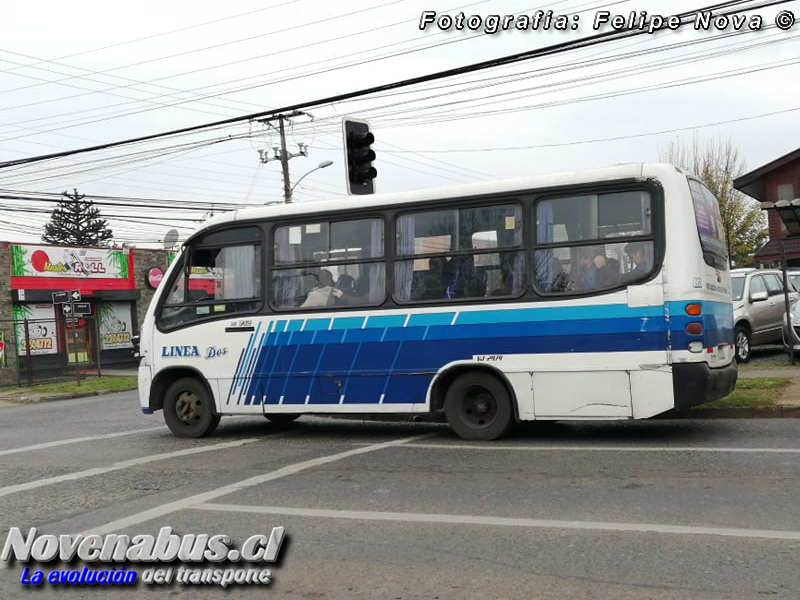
343, 118, 377, 195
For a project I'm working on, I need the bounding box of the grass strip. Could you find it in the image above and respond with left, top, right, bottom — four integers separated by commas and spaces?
702, 377, 790, 409
0, 376, 137, 396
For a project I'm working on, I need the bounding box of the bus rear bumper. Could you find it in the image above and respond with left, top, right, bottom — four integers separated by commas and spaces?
672, 361, 738, 410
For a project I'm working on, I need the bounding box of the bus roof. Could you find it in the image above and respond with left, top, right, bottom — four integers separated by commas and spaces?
191, 162, 687, 241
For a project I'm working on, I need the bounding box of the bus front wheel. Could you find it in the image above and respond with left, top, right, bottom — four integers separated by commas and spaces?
444, 373, 515, 441
163, 378, 221, 438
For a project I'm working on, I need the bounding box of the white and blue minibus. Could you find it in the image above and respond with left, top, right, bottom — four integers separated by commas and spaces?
136, 163, 737, 440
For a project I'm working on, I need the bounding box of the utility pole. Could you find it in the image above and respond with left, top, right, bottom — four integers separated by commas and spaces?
278, 117, 291, 202
257, 111, 310, 203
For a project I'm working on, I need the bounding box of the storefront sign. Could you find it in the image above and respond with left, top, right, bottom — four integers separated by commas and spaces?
13, 305, 58, 356
97, 302, 134, 350
10, 244, 133, 290
145, 267, 164, 289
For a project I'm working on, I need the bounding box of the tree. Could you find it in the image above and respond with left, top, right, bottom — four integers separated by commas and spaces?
42, 188, 114, 246
659, 137, 767, 267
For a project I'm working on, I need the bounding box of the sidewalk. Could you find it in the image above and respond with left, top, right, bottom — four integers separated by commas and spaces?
0, 368, 138, 407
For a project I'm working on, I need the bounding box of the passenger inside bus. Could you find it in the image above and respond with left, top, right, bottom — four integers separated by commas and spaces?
413, 256, 452, 300
624, 242, 650, 281
445, 256, 487, 299
576, 247, 617, 290
330, 273, 356, 304
301, 269, 335, 308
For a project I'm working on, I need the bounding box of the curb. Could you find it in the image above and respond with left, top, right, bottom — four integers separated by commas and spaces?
0, 387, 138, 405
668, 407, 800, 419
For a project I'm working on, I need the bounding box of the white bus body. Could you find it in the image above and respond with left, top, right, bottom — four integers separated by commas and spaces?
136, 163, 736, 440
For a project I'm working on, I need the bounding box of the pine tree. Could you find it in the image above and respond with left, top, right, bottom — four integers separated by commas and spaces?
42, 189, 114, 246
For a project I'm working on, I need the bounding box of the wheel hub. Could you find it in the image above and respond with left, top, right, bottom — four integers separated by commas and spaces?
175, 391, 202, 423
463, 389, 496, 425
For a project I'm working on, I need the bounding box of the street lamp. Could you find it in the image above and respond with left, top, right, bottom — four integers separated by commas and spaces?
286, 160, 333, 202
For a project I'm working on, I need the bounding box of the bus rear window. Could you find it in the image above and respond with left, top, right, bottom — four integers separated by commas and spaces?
688, 179, 728, 269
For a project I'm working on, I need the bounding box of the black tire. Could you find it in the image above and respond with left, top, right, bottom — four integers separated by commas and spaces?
734, 325, 751, 363
163, 378, 220, 438
264, 414, 300, 424
444, 372, 515, 441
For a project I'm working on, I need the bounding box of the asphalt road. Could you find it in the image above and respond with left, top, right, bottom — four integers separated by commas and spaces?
2, 390, 800, 599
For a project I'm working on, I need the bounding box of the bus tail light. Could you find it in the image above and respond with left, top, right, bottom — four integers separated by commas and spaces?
685, 322, 703, 335
687, 341, 703, 353
685, 303, 702, 316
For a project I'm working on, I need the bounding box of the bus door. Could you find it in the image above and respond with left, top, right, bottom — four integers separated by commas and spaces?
157, 234, 265, 414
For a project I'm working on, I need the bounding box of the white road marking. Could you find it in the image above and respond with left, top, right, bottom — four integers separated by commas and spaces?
0, 437, 262, 498
78, 433, 436, 536
193, 504, 800, 541
0, 426, 165, 457
403, 443, 800, 454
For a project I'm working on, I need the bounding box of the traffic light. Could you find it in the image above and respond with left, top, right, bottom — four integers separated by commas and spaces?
343, 118, 377, 195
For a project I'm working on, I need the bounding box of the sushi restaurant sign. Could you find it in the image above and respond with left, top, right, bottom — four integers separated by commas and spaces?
10, 245, 130, 281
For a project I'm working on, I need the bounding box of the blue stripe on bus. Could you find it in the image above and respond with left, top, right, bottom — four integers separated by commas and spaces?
454, 304, 663, 325
407, 312, 455, 326
231, 300, 734, 405
233, 321, 261, 404
365, 314, 406, 328
343, 328, 384, 343
332, 316, 366, 330
303, 318, 332, 331
286, 320, 304, 332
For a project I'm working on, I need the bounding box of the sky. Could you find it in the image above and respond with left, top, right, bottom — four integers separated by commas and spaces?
0, 0, 798, 247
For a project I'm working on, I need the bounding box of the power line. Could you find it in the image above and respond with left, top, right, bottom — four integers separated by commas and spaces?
380, 106, 800, 153
1, 0, 778, 171
0, 0, 505, 142
1, 0, 311, 73
1, 0, 406, 103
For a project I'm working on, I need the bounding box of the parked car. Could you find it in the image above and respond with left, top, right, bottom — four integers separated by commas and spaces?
788, 270, 800, 292
783, 302, 800, 358
730, 268, 799, 362
783, 271, 800, 358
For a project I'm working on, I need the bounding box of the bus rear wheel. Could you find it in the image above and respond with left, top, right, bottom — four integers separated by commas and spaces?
444, 373, 515, 441
163, 378, 220, 438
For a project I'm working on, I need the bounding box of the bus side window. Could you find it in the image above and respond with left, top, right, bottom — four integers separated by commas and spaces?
396, 203, 523, 302
156, 232, 262, 329
271, 218, 386, 311
534, 190, 652, 294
